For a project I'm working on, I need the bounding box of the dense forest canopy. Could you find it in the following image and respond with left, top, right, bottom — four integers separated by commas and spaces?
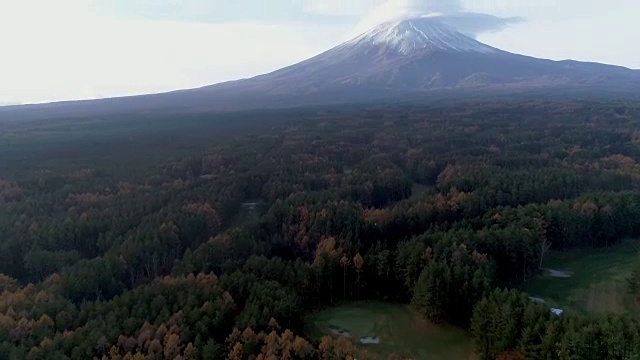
2, 98, 640, 359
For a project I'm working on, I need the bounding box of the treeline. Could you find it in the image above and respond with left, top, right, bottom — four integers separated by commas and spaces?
472, 289, 640, 360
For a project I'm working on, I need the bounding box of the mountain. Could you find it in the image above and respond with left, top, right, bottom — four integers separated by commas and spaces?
2, 16, 639, 119
223, 16, 637, 93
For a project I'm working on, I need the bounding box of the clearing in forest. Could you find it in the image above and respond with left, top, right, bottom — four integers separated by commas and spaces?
306, 301, 476, 360
521, 240, 640, 315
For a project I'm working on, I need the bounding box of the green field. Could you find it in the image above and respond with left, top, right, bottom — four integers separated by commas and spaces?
306, 302, 476, 360
521, 240, 640, 315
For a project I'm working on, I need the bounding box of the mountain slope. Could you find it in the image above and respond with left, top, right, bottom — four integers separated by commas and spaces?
2, 16, 639, 119
229, 16, 636, 93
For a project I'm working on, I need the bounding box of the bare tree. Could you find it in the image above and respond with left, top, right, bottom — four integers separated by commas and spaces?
539, 238, 552, 271
340, 255, 350, 300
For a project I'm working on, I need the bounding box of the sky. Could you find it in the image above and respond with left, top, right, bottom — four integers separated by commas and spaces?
1, 0, 639, 105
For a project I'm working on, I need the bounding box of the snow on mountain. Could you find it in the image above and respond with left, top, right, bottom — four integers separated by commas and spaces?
347, 16, 497, 55
249, 15, 638, 93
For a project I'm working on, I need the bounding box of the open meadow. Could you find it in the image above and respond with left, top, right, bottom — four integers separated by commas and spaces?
521, 240, 640, 315
306, 302, 476, 360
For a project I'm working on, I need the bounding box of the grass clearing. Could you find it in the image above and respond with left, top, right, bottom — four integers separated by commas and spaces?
521, 240, 640, 315
306, 301, 476, 360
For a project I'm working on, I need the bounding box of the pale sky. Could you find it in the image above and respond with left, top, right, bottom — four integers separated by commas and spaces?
1, 0, 639, 105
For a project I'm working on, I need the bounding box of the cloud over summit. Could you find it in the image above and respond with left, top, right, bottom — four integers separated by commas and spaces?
349, 0, 524, 38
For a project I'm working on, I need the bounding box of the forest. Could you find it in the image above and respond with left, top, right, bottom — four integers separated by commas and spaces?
2, 98, 640, 359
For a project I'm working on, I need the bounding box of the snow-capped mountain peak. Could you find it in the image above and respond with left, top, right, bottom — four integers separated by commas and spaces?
4, 12, 639, 118
348, 16, 497, 55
